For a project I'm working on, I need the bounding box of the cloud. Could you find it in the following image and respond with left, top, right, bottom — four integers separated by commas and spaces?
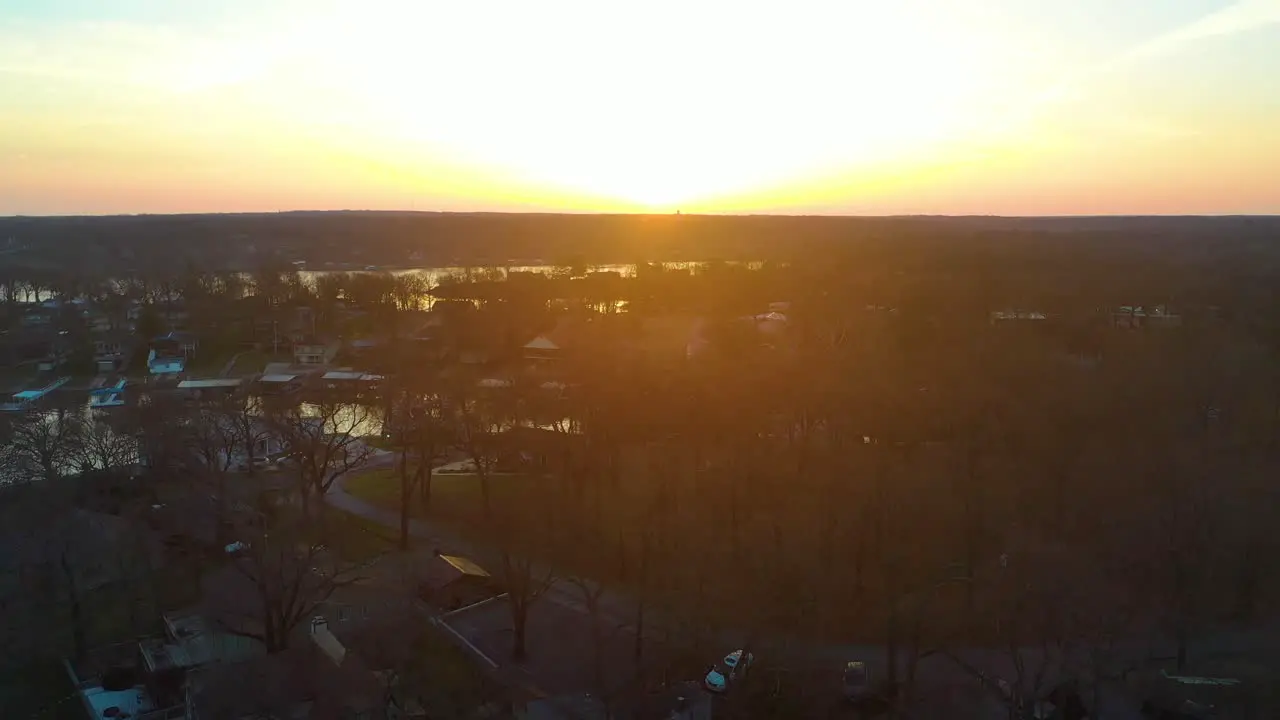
991, 0, 1280, 138
1125, 0, 1280, 61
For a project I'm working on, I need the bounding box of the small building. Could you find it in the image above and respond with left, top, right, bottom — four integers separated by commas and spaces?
322, 370, 384, 390
153, 331, 198, 355
294, 336, 338, 365
255, 373, 303, 395
147, 349, 185, 375
417, 551, 499, 611
19, 307, 54, 328
177, 378, 243, 399
148, 333, 195, 375
522, 317, 592, 363
92, 331, 135, 373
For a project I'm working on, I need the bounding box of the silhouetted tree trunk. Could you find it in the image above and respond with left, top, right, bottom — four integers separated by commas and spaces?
60, 552, 86, 662
397, 449, 413, 551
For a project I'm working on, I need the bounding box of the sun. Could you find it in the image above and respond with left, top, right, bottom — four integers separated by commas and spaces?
319, 1, 998, 211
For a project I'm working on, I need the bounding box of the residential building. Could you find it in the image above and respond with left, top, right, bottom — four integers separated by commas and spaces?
294, 336, 338, 365
147, 348, 185, 375
154, 331, 198, 355
92, 331, 135, 373
148, 332, 196, 375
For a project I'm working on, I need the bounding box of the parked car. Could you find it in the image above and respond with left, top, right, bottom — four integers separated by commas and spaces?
704, 650, 754, 693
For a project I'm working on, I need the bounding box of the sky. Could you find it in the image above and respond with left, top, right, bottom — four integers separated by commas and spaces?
1, 0, 1278, 216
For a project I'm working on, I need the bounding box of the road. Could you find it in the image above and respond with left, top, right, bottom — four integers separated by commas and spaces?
324, 454, 1274, 717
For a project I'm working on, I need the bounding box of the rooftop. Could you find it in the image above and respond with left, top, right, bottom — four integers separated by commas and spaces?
439, 553, 491, 578
177, 378, 242, 390
322, 371, 383, 381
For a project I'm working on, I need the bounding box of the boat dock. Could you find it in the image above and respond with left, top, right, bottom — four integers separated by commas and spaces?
0, 376, 72, 411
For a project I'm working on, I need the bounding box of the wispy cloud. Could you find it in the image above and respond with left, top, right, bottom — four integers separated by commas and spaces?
1125, 0, 1280, 61
993, 0, 1280, 136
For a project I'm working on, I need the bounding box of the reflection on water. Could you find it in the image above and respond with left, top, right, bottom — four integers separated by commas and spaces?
298, 401, 385, 438
9, 402, 142, 482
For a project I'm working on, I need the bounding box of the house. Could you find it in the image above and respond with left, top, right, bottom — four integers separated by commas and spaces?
148, 332, 196, 375
37, 346, 69, 372
522, 316, 602, 363
147, 348, 185, 375
349, 337, 383, 358
417, 551, 500, 611
187, 558, 429, 719
92, 330, 135, 373
19, 306, 54, 327
153, 331, 198, 355
294, 336, 339, 365
140, 612, 264, 674
63, 642, 189, 720
185, 619, 429, 720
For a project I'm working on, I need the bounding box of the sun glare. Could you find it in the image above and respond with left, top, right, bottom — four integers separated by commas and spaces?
289, 0, 998, 211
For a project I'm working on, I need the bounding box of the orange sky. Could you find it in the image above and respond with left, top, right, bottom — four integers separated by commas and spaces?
3, 0, 1279, 215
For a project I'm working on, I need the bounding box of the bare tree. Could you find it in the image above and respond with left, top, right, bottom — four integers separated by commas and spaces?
74, 415, 139, 473
388, 390, 451, 549
4, 406, 84, 483
501, 550, 556, 663
204, 517, 370, 654
269, 398, 375, 535
451, 386, 509, 520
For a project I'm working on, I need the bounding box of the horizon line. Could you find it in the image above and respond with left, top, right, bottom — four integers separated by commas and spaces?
4, 210, 1279, 221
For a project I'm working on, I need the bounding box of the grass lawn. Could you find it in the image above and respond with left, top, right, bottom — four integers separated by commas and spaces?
410, 628, 506, 716
289, 504, 400, 563
344, 467, 534, 524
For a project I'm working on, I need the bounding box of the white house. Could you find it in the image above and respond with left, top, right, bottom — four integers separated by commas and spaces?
147, 349, 185, 375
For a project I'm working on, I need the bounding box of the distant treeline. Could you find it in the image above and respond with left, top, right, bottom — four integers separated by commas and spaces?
2, 211, 1279, 276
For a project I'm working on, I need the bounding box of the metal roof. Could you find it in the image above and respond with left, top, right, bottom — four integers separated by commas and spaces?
177, 379, 242, 389
260, 374, 298, 383
439, 553, 491, 578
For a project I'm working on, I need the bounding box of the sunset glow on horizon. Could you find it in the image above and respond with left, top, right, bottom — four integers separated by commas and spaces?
3, 0, 1279, 216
